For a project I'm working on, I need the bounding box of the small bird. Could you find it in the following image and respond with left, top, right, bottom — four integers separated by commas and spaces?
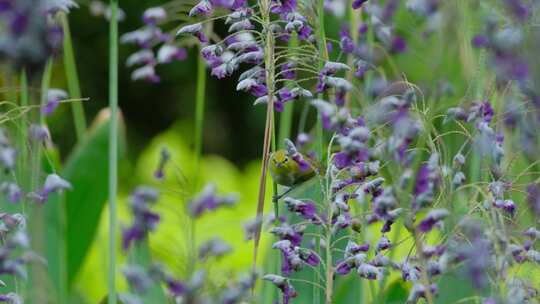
269, 150, 316, 187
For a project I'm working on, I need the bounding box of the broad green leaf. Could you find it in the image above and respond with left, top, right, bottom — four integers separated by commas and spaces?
64, 109, 126, 286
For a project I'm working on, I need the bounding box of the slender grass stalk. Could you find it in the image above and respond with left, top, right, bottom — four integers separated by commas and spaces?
27, 59, 53, 303
108, 1, 119, 303
251, 0, 276, 274
60, 12, 87, 141
187, 42, 208, 278
193, 48, 207, 187
315, 0, 330, 302
345, 0, 360, 108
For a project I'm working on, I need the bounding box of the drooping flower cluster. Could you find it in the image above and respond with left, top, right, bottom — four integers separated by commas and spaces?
122, 6, 187, 82
122, 186, 160, 250
0, 213, 39, 303
120, 146, 253, 302
0, 0, 77, 69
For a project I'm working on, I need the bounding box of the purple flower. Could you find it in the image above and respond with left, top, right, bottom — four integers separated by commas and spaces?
142, 7, 167, 25
29, 174, 72, 204
527, 183, 540, 216
29, 124, 50, 142
357, 263, 381, 280
263, 274, 298, 304
131, 65, 160, 83
391, 35, 407, 53
0, 0, 12, 13
157, 45, 187, 64
43, 89, 68, 115
189, 0, 213, 17
154, 147, 170, 179
165, 277, 186, 296
0, 182, 22, 203
414, 165, 430, 196
283, 198, 318, 222
339, 28, 355, 54
121, 27, 167, 48
504, 0, 530, 20
299, 248, 320, 266
188, 184, 238, 217
376, 235, 391, 252
199, 238, 232, 259
176, 23, 208, 43
270, 222, 304, 246
352, 0, 367, 9
336, 260, 354, 275
281, 62, 296, 80
472, 34, 489, 48
418, 209, 449, 233
122, 186, 160, 250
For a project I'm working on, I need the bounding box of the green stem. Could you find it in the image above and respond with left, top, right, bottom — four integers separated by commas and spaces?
60, 12, 87, 141
315, 0, 327, 160
193, 39, 208, 187
28, 59, 53, 303
108, 1, 119, 303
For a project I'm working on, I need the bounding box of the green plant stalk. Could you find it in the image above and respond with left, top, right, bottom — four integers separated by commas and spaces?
316, 0, 330, 302
28, 59, 53, 303
17, 71, 29, 198
345, 0, 359, 108
193, 48, 207, 187
108, 1, 119, 303
60, 12, 87, 141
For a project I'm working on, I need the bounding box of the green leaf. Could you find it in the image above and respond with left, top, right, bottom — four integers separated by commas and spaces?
437, 267, 478, 304
63, 109, 126, 286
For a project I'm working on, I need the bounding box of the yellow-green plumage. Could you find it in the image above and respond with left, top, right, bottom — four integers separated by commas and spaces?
269, 150, 316, 187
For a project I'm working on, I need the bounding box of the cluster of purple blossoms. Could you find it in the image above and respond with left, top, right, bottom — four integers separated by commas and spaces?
1, 128, 70, 205
0, 0, 76, 70
174, 0, 319, 113
122, 6, 188, 82
121, 171, 254, 303
122, 186, 160, 250
0, 213, 38, 303
187, 183, 238, 217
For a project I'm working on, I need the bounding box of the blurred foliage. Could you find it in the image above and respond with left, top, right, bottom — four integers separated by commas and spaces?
73, 121, 274, 302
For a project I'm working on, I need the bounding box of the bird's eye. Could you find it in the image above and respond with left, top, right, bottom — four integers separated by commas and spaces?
283, 157, 289, 163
